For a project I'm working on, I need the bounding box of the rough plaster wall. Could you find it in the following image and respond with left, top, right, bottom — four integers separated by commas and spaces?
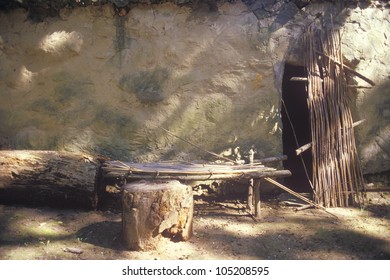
0, 1, 389, 175
340, 6, 390, 174
0, 2, 281, 162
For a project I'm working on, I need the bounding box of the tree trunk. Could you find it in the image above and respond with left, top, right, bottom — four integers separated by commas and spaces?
122, 180, 193, 251
0, 150, 101, 209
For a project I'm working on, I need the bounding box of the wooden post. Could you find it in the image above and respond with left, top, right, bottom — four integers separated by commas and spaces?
254, 180, 261, 218
122, 180, 193, 251
247, 178, 254, 215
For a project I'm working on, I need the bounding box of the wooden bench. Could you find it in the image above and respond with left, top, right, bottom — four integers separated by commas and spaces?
103, 157, 291, 219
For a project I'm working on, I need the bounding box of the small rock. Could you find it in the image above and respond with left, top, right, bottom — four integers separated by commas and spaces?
63, 247, 83, 255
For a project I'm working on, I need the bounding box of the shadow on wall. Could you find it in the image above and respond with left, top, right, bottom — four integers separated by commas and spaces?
353, 79, 390, 174
119, 68, 170, 103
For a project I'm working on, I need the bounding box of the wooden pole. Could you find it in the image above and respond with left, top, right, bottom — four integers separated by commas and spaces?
316, 51, 376, 86
160, 127, 237, 164
264, 177, 338, 219
254, 180, 261, 218
104, 169, 292, 181
296, 143, 312, 156
295, 120, 365, 156
247, 178, 254, 214
290, 77, 308, 82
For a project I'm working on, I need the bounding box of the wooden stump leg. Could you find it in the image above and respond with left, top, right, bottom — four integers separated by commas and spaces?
254, 180, 261, 218
247, 178, 254, 214
122, 180, 193, 251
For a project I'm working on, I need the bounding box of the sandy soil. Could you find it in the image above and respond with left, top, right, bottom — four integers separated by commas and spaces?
0, 192, 389, 260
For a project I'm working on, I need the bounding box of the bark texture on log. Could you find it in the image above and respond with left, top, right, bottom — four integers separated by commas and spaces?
0, 150, 101, 209
122, 180, 193, 251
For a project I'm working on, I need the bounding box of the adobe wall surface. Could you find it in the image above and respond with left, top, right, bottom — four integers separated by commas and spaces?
0, 1, 388, 175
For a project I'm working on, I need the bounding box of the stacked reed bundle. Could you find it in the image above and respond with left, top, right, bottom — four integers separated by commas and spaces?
102, 160, 291, 181
305, 23, 365, 207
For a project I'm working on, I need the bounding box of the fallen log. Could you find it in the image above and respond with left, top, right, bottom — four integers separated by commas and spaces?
0, 150, 101, 209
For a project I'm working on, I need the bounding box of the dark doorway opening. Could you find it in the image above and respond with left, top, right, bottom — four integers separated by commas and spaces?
281, 64, 312, 193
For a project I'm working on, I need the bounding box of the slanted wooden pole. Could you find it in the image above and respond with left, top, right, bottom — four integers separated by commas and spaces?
295, 120, 366, 156
316, 51, 376, 86
296, 143, 312, 156
264, 177, 338, 219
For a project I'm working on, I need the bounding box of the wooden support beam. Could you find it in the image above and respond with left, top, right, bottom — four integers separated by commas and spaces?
316, 51, 376, 86
296, 143, 312, 156
363, 188, 390, 193
352, 119, 366, 128
290, 77, 308, 82
247, 178, 254, 214
347, 85, 373, 89
105, 169, 292, 181
254, 180, 261, 218
295, 120, 365, 155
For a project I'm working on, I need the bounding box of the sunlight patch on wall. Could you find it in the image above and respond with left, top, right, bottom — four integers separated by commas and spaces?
249, 105, 281, 136
361, 125, 390, 173
61, 128, 94, 153
39, 31, 83, 55
270, 122, 280, 135
19, 66, 36, 87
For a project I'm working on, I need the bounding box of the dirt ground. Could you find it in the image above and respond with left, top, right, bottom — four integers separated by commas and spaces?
0, 191, 389, 260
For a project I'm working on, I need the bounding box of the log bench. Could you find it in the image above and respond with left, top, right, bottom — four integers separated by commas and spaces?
103, 158, 290, 250
0, 150, 290, 251
103, 158, 291, 219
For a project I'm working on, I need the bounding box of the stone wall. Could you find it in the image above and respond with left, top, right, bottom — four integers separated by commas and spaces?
0, 0, 389, 176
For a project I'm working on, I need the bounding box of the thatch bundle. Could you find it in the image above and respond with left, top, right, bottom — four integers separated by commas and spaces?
102, 160, 291, 181
304, 23, 365, 207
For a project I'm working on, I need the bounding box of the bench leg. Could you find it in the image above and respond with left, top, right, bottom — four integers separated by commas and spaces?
254, 180, 261, 218
247, 178, 254, 215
